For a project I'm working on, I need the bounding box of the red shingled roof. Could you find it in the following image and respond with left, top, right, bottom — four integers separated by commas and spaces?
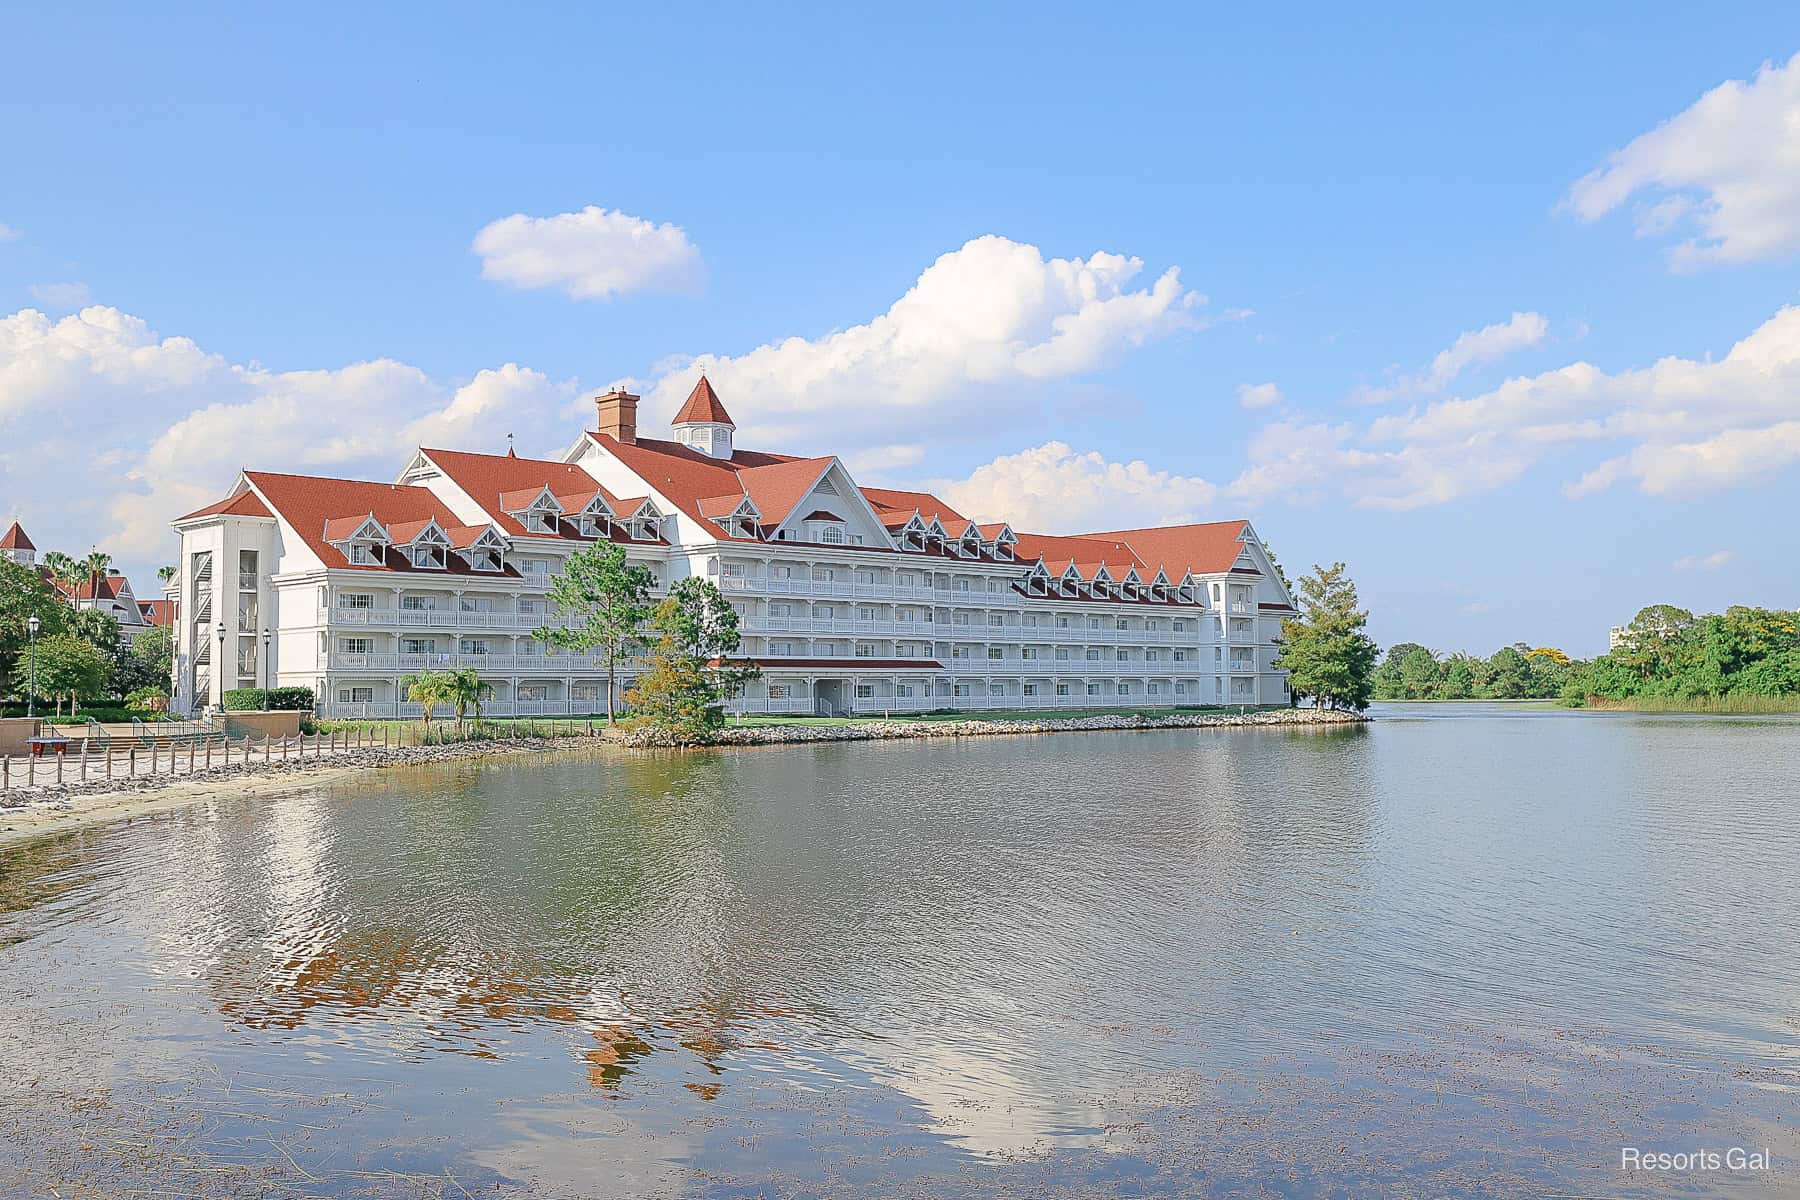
138, 598, 176, 626
1083, 521, 1251, 580
0, 521, 34, 551
175, 491, 273, 522
859, 487, 967, 528
420, 447, 662, 544
587, 432, 809, 537
672, 376, 734, 426
245, 471, 523, 576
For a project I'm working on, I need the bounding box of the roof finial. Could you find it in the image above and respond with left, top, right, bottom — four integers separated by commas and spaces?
506, 432, 516, 458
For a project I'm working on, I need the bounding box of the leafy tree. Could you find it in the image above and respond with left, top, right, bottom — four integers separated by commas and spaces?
1398, 645, 1442, 698
81, 550, 113, 597
1484, 646, 1533, 698
39, 551, 83, 608
1276, 562, 1377, 711
13, 633, 109, 717
534, 542, 656, 724
1372, 642, 1427, 699
1442, 654, 1478, 698
625, 578, 761, 741
0, 557, 69, 690
157, 564, 177, 583
1613, 605, 1696, 680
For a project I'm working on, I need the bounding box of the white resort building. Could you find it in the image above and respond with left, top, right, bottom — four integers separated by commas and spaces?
168, 382, 1295, 718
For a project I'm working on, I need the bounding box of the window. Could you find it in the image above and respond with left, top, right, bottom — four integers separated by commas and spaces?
1147, 650, 1160, 662
768, 684, 790, 699
460, 596, 492, 612
1085, 649, 1102, 662
1056, 615, 1070, 629
1117, 683, 1130, 696
1021, 647, 1038, 660
954, 684, 972, 698
460, 640, 489, 655
339, 593, 374, 609
896, 684, 913, 698
856, 643, 877, 657
987, 579, 1000, 593
1174, 650, 1187, 662
1087, 683, 1102, 697
955, 579, 970, 592
988, 613, 1003, 626
987, 647, 1004, 660
855, 684, 874, 699
859, 606, 875, 621
338, 687, 374, 703
1173, 620, 1186, 632
572, 684, 599, 703
1056, 683, 1071, 697
519, 685, 548, 701
772, 641, 797, 656
812, 567, 835, 583
401, 595, 432, 611
1023, 683, 1038, 697
820, 526, 845, 544
1055, 648, 1071, 661
1174, 682, 1187, 696
1087, 617, 1101, 630
1116, 618, 1129, 631
340, 637, 373, 654
411, 546, 438, 568
401, 638, 435, 655
1148, 682, 1160, 696
849, 533, 865, 545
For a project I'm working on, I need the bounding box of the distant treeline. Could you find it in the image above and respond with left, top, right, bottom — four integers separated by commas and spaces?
1373, 605, 1800, 708
1373, 643, 1573, 701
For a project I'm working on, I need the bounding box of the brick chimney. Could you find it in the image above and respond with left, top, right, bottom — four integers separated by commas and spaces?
595, 388, 639, 444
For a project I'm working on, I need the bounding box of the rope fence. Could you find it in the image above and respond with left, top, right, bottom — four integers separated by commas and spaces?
1, 724, 394, 797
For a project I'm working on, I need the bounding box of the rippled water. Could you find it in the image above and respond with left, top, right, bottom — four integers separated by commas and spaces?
2, 704, 1797, 1197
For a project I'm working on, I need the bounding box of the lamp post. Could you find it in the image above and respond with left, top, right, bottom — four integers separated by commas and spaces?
216, 622, 226, 711
26, 613, 40, 719
261, 626, 272, 711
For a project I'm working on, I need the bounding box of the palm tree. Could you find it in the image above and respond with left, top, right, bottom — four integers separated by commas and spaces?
444, 668, 484, 734
157, 565, 177, 584
404, 672, 445, 726
40, 551, 83, 608
82, 550, 112, 597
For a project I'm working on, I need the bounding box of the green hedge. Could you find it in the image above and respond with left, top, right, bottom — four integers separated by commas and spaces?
222, 686, 315, 711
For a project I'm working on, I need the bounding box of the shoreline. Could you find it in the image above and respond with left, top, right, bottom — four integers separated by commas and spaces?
0, 708, 1364, 847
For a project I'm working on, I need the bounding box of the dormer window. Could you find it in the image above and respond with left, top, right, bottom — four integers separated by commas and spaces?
819, 525, 844, 544
411, 545, 443, 569
349, 543, 381, 565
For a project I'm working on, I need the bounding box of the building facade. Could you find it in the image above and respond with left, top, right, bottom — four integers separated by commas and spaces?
169, 381, 1294, 718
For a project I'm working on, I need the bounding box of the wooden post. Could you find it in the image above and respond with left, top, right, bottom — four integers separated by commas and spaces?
265, 736, 271, 764
57, 750, 64, 786
206, 738, 213, 770
28, 753, 35, 788
3, 755, 8, 793
189, 739, 196, 774
129, 746, 137, 778
106, 746, 113, 781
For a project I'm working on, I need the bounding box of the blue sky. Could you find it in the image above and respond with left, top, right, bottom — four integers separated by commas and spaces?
4, 3, 1799, 655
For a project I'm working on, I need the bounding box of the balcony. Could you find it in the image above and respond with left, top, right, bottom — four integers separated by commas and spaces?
322, 607, 553, 630
327, 651, 611, 673
239, 572, 260, 591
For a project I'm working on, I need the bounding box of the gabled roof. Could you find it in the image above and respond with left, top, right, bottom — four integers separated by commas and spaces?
1083, 521, 1250, 579
0, 521, 35, 550
859, 487, 966, 528
672, 376, 734, 426
138, 598, 175, 626
174, 490, 273, 522
587, 432, 802, 538
733, 458, 837, 528
244, 471, 524, 576
420, 447, 660, 544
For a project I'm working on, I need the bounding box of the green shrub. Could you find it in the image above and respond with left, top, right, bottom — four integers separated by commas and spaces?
222, 686, 315, 711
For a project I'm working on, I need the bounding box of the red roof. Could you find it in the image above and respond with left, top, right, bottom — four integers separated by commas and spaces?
859, 487, 967, 528
138, 598, 176, 626
0, 521, 34, 551
420, 447, 663, 544
245, 471, 523, 576
672, 376, 734, 426
49, 571, 131, 602
174, 491, 273, 522
1082, 521, 1251, 580
800, 510, 845, 522
587, 432, 807, 537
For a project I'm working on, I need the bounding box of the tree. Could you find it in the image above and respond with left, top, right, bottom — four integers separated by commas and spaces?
14, 633, 109, 717
404, 671, 450, 725
157, 564, 177, 584
0, 557, 68, 691
534, 542, 656, 725
1484, 646, 1533, 698
625, 578, 761, 742
1613, 605, 1696, 680
1275, 562, 1377, 711
442, 667, 485, 731
1398, 645, 1442, 698
1373, 643, 1427, 700
81, 550, 113, 598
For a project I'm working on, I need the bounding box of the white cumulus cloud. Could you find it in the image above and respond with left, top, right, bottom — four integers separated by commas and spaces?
640, 235, 1208, 448
472, 205, 703, 300
1565, 53, 1800, 268
931, 441, 1226, 534
0, 306, 576, 563
1354, 311, 1550, 403
1236, 381, 1282, 409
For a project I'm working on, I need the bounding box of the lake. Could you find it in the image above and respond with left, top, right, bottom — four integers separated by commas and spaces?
2, 703, 1797, 1197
